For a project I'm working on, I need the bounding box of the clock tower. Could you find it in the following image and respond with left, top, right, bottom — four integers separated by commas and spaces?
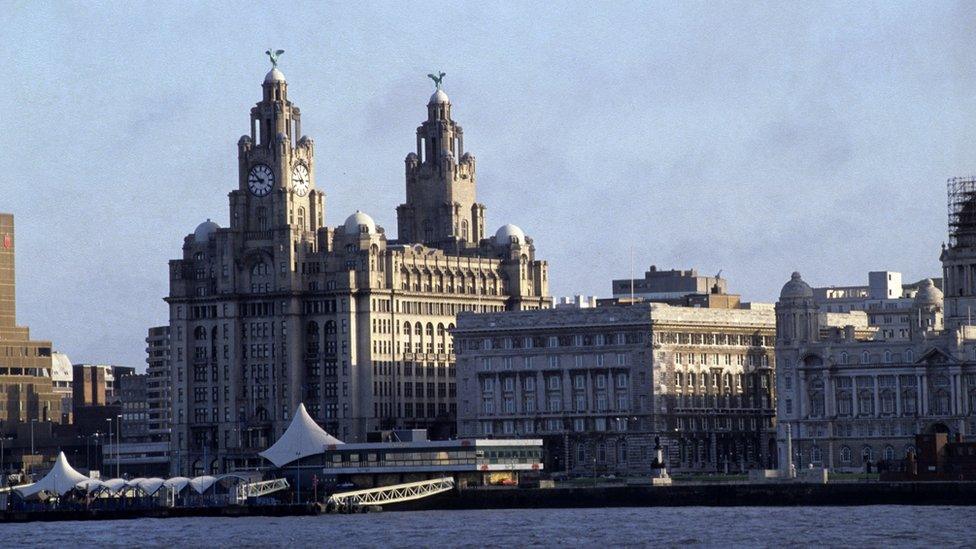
229, 60, 324, 239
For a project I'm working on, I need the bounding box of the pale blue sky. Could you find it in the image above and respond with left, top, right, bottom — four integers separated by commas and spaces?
2, 1, 975, 369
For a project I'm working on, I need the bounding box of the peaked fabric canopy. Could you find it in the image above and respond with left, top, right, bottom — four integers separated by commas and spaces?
102, 478, 127, 493
16, 452, 90, 498
259, 403, 343, 467
162, 477, 191, 493
137, 478, 166, 495
75, 479, 107, 494
189, 476, 217, 494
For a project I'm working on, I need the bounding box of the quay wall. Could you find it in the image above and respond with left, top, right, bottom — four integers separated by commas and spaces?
404, 482, 976, 510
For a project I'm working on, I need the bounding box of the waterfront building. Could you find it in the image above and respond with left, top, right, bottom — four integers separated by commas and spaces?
145, 326, 172, 442
454, 288, 777, 475
775, 177, 976, 472
260, 403, 542, 489
812, 271, 940, 341
165, 60, 550, 475
0, 213, 61, 426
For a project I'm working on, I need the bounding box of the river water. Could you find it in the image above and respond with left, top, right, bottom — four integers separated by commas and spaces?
12, 506, 973, 547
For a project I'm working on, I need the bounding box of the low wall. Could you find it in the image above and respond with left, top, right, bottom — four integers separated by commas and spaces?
399, 482, 976, 510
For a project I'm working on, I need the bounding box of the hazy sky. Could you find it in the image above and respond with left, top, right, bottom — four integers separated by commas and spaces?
2, 1, 975, 369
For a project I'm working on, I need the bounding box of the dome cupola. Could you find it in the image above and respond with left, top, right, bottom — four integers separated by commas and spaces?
494, 224, 526, 245
194, 219, 220, 243
780, 271, 813, 299
344, 211, 376, 236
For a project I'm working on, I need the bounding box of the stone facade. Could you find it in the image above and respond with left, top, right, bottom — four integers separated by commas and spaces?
165, 67, 550, 475
454, 301, 776, 474
0, 213, 61, 426
776, 179, 976, 472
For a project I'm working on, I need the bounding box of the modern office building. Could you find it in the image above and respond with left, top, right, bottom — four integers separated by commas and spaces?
146, 325, 172, 442
165, 60, 550, 475
775, 177, 976, 472
119, 373, 150, 441
0, 213, 61, 426
454, 288, 777, 475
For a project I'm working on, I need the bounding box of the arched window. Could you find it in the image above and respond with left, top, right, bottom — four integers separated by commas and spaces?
618, 441, 627, 464
906, 349, 914, 363
841, 352, 848, 364
257, 207, 268, 231
597, 443, 606, 462
883, 445, 895, 461
862, 445, 874, 462
811, 445, 822, 464
861, 351, 870, 364
461, 220, 469, 241
904, 445, 916, 458
840, 446, 852, 463
194, 326, 207, 340
884, 350, 892, 364
576, 444, 586, 465
297, 207, 306, 230
251, 262, 269, 276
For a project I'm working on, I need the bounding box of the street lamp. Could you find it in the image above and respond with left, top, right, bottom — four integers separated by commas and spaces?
105, 418, 114, 477
115, 414, 122, 478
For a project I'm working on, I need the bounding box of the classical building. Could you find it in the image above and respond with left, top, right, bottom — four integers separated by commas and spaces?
0, 213, 61, 426
454, 296, 777, 475
145, 325, 172, 441
165, 60, 550, 475
775, 177, 976, 472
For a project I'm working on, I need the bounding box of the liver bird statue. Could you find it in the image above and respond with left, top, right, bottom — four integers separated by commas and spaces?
266, 49, 285, 69
427, 71, 446, 89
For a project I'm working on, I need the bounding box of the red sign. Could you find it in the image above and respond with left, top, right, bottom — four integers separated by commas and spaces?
531, 463, 539, 470
2, 234, 9, 249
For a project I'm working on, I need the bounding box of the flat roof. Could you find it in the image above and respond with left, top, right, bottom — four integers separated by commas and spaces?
324, 438, 543, 452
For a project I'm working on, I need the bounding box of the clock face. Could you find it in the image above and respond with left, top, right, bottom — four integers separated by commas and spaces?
292, 163, 310, 197
248, 164, 274, 197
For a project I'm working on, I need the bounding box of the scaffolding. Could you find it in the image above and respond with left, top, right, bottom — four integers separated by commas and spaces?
948, 176, 976, 248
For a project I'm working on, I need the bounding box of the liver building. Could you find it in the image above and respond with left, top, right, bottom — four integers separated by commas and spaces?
166, 58, 550, 475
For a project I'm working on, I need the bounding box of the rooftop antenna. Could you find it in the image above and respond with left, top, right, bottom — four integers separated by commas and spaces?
630, 246, 635, 302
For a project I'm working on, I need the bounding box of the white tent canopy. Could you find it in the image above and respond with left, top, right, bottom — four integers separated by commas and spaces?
102, 478, 127, 493
259, 403, 344, 468
75, 479, 107, 494
15, 452, 90, 498
162, 476, 190, 493
189, 475, 217, 494
137, 478, 166, 496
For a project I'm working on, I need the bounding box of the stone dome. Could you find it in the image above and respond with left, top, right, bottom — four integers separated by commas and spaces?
344, 211, 376, 236
265, 68, 285, 83
780, 271, 813, 299
429, 89, 450, 105
194, 219, 220, 243
914, 278, 944, 307
495, 224, 526, 245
